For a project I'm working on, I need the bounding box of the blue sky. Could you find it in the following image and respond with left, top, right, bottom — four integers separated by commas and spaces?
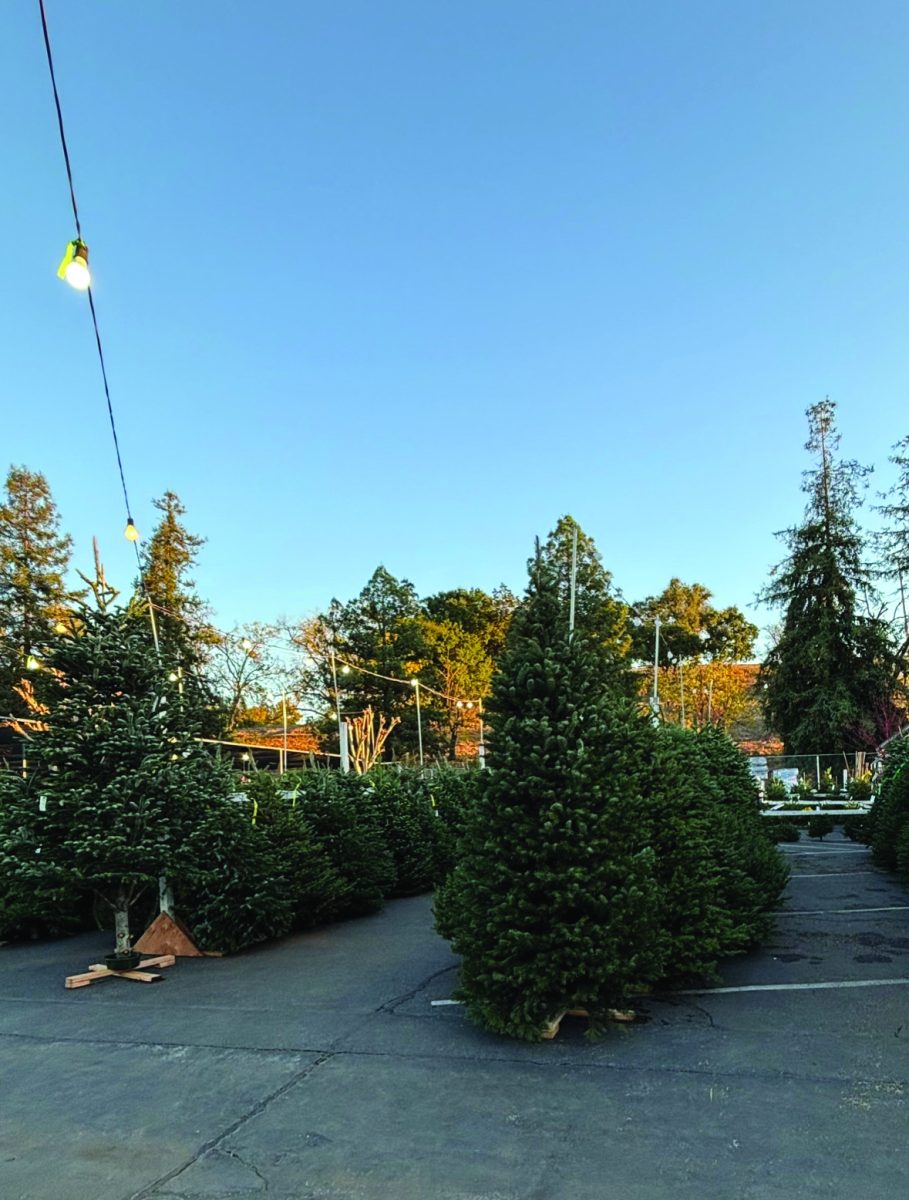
5, 1, 908, 640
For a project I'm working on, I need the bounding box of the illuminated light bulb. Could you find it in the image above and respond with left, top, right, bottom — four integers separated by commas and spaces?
57, 240, 91, 290
54, 622, 67, 634
168, 672, 179, 682
124, 519, 140, 542
411, 679, 419, 689
341, 665, 350, 675
26, 655, 41, 670
241, 638, 253, 651
456, 701, 464, 709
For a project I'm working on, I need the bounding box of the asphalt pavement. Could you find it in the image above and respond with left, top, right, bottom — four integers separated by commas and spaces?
1, 829, 908, 1199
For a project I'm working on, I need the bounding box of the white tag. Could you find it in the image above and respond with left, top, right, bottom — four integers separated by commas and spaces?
39, 795, 48, 812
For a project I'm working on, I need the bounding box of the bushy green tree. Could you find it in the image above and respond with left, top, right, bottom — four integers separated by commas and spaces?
0, 602, 236, 959
759, 400, 898, 752
435, 552, 664, 1040
0, 466, 76, 716
285, 770, 396, 915
869, 737, 909, 873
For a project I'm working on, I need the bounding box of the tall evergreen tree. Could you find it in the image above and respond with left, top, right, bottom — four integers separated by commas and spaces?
138, 490, 212, 664
0, 466, 76, 717
759, 400, 898, 752
434, 547, 664, 1040
875, 434, 909, 662
539, 517, 632, 689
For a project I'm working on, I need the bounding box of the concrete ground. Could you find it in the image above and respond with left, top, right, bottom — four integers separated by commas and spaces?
1, 829, 908, 1199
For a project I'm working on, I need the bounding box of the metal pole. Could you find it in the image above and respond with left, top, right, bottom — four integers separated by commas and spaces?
651, 615, 661, 714
568, 525, 578, 635
329, 646, 349, 772
478, 699, 486, 768
414, 679, 424, 768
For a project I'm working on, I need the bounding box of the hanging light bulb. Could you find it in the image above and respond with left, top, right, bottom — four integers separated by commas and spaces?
26, 655, 41, 671
341, 665, 351, 675
124, 518, 140, 542
57, 239, 91, 290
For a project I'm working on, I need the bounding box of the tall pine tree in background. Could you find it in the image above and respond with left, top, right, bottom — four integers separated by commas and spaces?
138, 490, 223, 734
760, 400, 899, 752
0, 466, 76, 717
435, 547, 663, 1040
139, 491, 212, 664
875, 434, 909, 680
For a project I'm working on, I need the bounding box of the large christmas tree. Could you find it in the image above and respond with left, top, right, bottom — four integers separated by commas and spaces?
0, 599, 236, 964
434, 549, 664, 1040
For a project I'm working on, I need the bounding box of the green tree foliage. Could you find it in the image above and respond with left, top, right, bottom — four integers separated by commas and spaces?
0, 466, 76, 716
139, 491, 215, 665
869, 736, 909, 875
538, 514, 633, 691
631, 578, 758, 665
0, 603, 237, 956
759, 400, 899, 752
435, 553, 665, 1040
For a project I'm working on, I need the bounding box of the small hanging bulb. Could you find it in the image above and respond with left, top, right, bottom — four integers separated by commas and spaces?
341, 665, 351, 675
57, 240, 91, 290
124, 518, 140, 542
26, 655, 41, 670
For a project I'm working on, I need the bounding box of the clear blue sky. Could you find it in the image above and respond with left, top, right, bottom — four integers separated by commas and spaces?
5, 1, 908, 640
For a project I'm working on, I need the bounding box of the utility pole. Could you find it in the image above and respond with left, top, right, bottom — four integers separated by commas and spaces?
412, 678, 424, 768
329, 647, 349, 773
651, 615, 661, 717
568, 524, 578, 635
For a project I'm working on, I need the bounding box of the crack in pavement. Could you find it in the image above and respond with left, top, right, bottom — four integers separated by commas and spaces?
127, 1051, 335, 1200
374, 963, 459, 1014
226, 1147, 270, 1191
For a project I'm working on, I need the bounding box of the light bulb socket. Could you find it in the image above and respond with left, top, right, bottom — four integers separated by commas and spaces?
124, 518, 140, 542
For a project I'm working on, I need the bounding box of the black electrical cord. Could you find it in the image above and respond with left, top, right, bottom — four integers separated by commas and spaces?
37, 0, 138, 560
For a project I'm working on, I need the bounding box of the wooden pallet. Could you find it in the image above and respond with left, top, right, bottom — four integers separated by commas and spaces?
65, 954, 176, 990
541, 1006, 637, 1040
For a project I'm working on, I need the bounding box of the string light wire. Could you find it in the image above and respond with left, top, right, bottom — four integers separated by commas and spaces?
37, 0, 138, 558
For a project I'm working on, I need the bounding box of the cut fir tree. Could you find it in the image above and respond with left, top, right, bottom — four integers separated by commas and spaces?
0, 599, 237, 970
434, 549, 665, 1040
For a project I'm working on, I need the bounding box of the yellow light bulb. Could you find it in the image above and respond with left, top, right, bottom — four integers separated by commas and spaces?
124, 520, 140, 542
64, 255, 90, 290
26, 655, 41, 671
58, 240, 91, 290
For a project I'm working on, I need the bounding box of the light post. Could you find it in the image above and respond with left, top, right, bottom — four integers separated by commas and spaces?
650, 615, 661, 718
411, 678, 424, 768
329, 648, 350, 773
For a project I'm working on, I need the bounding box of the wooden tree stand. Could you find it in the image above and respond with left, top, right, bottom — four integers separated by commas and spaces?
134, 911, 205, 958
541, 1006, 637, 1040
65, 954, 176, 989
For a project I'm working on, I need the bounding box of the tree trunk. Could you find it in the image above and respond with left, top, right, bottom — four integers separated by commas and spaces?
114, 891, 131, 955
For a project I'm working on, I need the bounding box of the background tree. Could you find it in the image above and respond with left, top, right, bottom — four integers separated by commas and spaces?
139, 490, 214, 665
875, 433, 909, 669
0, 466, 77, 718
420, 586, 516, 758
301, 567, 434, 758
205, 622, 281, 732
630, 578, 758, 665
759, 399, 900, 752
138, 490, 223, 734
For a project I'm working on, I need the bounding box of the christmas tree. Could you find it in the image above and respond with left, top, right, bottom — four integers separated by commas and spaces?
435, 549, 664, 1040
0, 597, 236, 966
